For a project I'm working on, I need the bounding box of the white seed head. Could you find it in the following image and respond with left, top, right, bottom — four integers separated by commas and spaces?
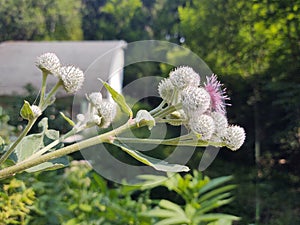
30, 105, 42, 117
181, 87, 211, 117
97, 101, 117, 128
36, 52, 60, 75
189, 114, 215, 141
58, 66, 85, 94
158, 78, 174, 103
169, 66, 200, 90
211, 111, 228, 137
223, 125, 246, 151
87, 92, 103, 108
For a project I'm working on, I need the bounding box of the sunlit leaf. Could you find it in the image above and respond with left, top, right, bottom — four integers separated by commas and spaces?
100, 79, 133, 118
60, 112, 75, 127
20, 100, 34, 120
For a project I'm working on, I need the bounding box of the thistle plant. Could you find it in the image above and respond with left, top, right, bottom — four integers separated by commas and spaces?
0, 54, 245, 179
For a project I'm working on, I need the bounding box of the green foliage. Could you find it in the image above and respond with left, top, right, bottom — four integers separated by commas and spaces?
139, 171, 239, 224
0, 106, 16, 144
10, 118, 68, 173
0, 0, 83, 41
24, 161, 152, 225
0, 178, 35, 225
0, 162, 238, 225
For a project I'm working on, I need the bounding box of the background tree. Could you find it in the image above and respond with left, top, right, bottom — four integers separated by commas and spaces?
0, 0, 83, 41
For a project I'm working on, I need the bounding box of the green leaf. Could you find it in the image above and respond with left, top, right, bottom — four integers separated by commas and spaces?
155, 217, 190, 225
199, 184, 236, 202
194, 213, 240, 223
14, 133, 44, 162
135, 110, 155, 130
159, 200, 186, 215
113, 142, 190, 172
20, 100, 34, 120
25, 156, 68, 173
100, 79, 133, 118
199, 176, 233, 195
208, 219, 234, 225
60, 112, 75, 127
141, 209, 177, 218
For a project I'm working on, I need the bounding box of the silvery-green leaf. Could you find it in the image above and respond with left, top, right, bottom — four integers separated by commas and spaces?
25, 156, 69, 173
114, 142, 189, 172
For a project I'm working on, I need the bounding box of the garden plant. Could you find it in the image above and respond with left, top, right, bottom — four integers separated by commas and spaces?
0, 52, 246, 224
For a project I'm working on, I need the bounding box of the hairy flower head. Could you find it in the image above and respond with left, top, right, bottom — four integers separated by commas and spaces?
158, 78, 174, 103
36, 53, 60, 75
223, 125, 246, 151
169, 66, 200, 90
181, 86, 210, 117
97, 101, 117, 128
87, 92, 103, 108
58, 66, 84, 94
189, 114, 215, 141
204, 74, 230, 115
211, 111, 228, 138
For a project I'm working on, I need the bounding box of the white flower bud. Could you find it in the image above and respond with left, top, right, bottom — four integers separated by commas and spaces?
58, 66, 84, 94
181, 87, 211, 117
87, 92, 103, 108
166, 110, 187, 126
97, 101, 117, 128
189, 114, 215, 141
158, 78, 174, 103
30, 105, 42, 118
36, 53, 60, 75
223, 125, 246, 151
169, 66, 200, 90
211, 112, 228, 138
92, 115, 102, 125
76, 114, 85, 122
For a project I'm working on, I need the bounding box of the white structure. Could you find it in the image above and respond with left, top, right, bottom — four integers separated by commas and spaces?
0, 41, 127, 97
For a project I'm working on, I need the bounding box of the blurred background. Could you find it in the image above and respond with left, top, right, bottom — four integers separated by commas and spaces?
0, 0, 299, 224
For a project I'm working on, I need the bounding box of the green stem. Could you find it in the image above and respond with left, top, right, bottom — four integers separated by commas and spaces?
153, 103, 182, 118
39, 71, 48, 107
115, 135, 220, 147
41, 80, 62, 110
0, 121, 135, 179
149, 100, 167, 115
0, 118, 37, 165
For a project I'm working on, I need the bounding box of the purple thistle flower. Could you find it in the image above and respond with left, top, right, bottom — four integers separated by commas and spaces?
204, 74, 230, 115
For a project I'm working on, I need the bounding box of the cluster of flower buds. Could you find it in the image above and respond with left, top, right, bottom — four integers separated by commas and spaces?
36, 53, 84, 94
158, 66, 245, 151
76, 92, 117, 129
